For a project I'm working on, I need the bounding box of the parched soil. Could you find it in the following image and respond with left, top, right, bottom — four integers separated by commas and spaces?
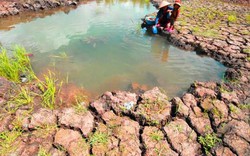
223, 0, 250, 4
0, 0, 84, 18
168, 0, 249, 104
0, 0, 250, 155
0, 78, 249, 155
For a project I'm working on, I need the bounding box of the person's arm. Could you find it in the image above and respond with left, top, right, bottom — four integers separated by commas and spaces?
174, 9, 180, 20
156, 16, 162, 26
156, 9, 162, 18
155, 18, 159, 25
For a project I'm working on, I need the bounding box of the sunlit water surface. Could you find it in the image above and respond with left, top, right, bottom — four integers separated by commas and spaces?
0, 0, 226, 98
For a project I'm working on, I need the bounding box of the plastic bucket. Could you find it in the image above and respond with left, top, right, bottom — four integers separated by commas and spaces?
145, 16, 156, 25
152, 26, 158, 34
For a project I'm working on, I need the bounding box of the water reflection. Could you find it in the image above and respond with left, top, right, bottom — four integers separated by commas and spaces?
151, 36, 170, 62
102, 0, 150, 8
0, 5, 77, 31
0, 0, 151, 32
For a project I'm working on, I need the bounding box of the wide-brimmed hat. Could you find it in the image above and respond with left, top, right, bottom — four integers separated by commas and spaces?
159, 1, 171, 8
174, 0, 181, 6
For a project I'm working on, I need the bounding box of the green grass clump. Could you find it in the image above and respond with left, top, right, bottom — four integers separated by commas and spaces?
243, 48, 250, 54
198, 133, 221, 154
246, 14, 250, 24
238, 103, 250, 110
6, 87, 34, 113
228, 15, 237, 23
34, 124, 58, 138
191, 26, 201, 33
73, 95, 88, 114
0, 46, 35, 82
38, 146, 51, 156
38, 72, 58, 109
89, 131, 108, 145
149, 131, 163, 142
211, 107, 223, 119
229, 104, 238, 113
200, 29, 219, 38
0, 129, 22, 155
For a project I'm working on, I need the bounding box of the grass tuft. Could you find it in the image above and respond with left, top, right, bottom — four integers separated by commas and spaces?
198, 133, 221, 154
6, 86, 34, 113
38, 146, 51, 156
89, 131, 108, 145
38, 71, 58, 109
229, 104, 238, 113
34, 124, 58, 138
238, 103, 250, 110
227, 15, 237, 23
73, 95, 88, 114
246, 14, 250, 24
0, 129, 22, 155
149, 131, 163, 142
0, 46, 36, 82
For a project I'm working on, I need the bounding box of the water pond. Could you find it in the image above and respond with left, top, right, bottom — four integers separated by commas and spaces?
0, 0, 226, 98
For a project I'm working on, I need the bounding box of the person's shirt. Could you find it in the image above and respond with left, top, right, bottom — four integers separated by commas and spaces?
162, 6, 173, 20
171, 7, 180, 20
156, 8, 163, 19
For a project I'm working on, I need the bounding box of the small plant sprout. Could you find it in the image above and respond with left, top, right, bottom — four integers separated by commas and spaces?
53, 144, 67, 152
89, 131, 108, 145
243, 48, 250, 54
228, 15, 237, 23
14, 87, 33, 104
154, 146, 167, 156
245, 14, 250, 24
39, 71, 58, 109
0, 46, 36, 82
176, 124, 184, 132
73, 95, 88, 114
149, 131, 163, 142
0, 129, 22, 155
238, 103, 250, 110
211, 107, 223, 119
198, 133, 221, 154
6, 86, 34, 113
38, 146, 51, 156
34, 124, 58, 138
229, 104, 238, 113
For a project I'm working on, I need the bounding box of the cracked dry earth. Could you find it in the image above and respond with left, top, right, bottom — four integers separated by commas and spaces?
0, 0, 81, 18
0, 77, 249, 156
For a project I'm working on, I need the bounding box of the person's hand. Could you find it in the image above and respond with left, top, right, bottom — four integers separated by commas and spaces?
164, 27, 170, 31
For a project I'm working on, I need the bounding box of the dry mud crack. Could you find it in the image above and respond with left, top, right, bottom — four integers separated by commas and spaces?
0, 78, 249, 155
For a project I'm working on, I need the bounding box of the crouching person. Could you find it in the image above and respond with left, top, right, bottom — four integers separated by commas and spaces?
156, 1, 173, 31
168, 0, 181, 33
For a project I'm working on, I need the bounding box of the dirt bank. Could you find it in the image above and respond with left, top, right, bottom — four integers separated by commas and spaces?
0, 78, 249, 155
0, 0, 85, 18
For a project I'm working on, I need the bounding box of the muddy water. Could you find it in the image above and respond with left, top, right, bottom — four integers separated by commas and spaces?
0, 0, 226, 98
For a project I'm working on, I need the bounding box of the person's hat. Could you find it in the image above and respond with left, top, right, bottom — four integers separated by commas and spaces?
159, 1, 171, 8
174, 0, 181, 6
